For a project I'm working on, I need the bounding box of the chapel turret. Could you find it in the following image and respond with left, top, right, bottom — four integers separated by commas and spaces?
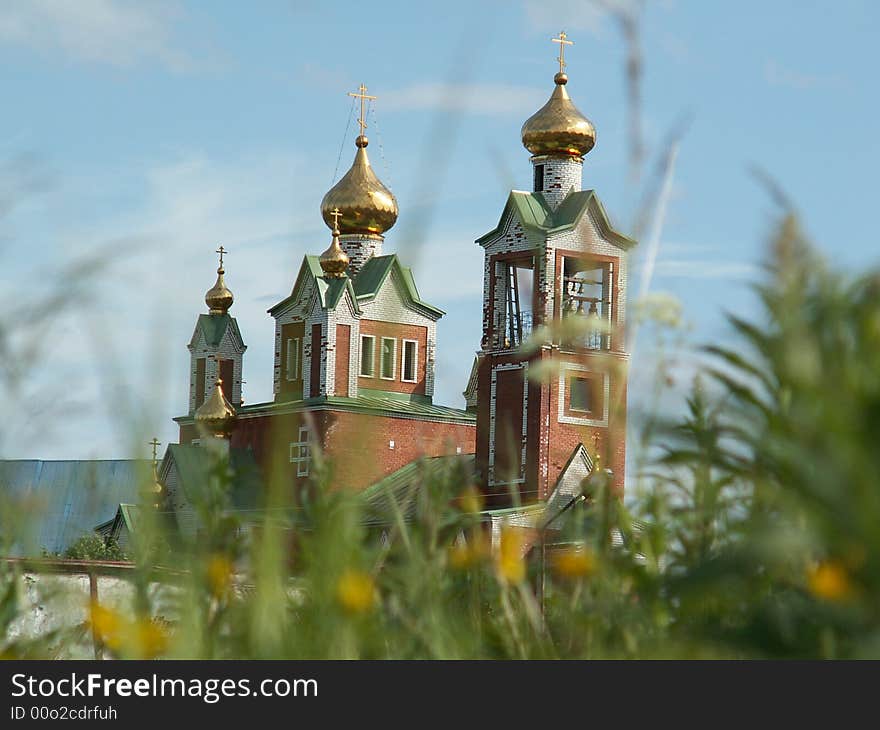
187, 247, 246, 414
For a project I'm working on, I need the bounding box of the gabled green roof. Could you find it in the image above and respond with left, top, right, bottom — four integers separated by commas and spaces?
163, 444, 264, 511
191, 313, 245, 350
267, 255, 360, 317
354, 255, 444, 319
476, 189, 636, 250
361, 454, 477, 522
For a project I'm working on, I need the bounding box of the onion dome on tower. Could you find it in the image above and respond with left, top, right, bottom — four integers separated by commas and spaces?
195, 377, 237, 439
521, 31, 596, 158
319, 208, 350, 277
205, 245, 234, 315
320, 84, 398, 236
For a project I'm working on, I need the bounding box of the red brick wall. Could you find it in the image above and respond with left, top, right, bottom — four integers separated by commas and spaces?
476, 348, 627, 507
183, 408, 476, 494
357, 320, 428, 396
335, 324, 350, 397
545, 351, 627, 497
318, 410, 474, 490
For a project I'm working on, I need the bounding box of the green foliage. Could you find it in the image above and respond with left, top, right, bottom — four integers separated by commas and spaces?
63, 534, 129, 562
4, 214, 880, 659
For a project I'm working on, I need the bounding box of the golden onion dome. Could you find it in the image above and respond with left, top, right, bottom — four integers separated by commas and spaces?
319, 220, 350, 278
521, 72, 596, 158
205, 266, 233, 315
320, 135, 398, 235
195, 378, 237, 438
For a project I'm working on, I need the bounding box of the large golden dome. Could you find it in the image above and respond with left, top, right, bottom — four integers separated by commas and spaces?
320, 135, 398, 235
521, 72, 595, 158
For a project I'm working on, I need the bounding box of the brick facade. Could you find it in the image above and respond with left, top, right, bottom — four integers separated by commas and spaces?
180, 405, 475, 493
358, 320, 428, 396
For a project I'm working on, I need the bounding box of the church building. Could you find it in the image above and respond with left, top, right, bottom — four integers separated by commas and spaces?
159, 33, 636, 539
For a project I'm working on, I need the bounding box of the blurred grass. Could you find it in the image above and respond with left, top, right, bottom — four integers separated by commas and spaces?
4, 212, 880, 659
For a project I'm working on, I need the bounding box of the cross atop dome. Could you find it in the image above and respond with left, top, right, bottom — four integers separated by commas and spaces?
552, 30, 573, 75
348, 83, 377, 141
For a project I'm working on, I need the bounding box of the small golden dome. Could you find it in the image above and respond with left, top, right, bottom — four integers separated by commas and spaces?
521, 72, 596, 158
319, 216, 350, 278
195, 378, 236, 438
320, 135, 398, 235
205, 266, 233, 315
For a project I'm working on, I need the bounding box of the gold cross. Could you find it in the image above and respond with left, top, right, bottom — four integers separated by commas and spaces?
552, 30, 573, 74
329, 207, 343, 230
148, 437, 161, 465
348, 83, 377, 135
216, 245, 227, 268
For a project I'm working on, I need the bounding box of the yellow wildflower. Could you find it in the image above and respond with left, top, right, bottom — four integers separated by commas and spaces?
336, 570, 376, 614
497, 529, 526, 585
134, 620, 169, 659
89, 601, 125, 651
458, 487, 484, 514
206, 554, 234, 598
807, 560, 854, 603
551, 547, 597, 580
447, 535, 488, 570
89, 601, 169, 658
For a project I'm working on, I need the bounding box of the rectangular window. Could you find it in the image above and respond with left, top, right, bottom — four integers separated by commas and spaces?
194, 357, 206, 409
286, 338, 301, 381
401, 339, 418, 383
533, 163, 544, 192
359, 335, 375, 377
569, 376, 593, 413
289, 426, 311, 477
380, 337, 396, 380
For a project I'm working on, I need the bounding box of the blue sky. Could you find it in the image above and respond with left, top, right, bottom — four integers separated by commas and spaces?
1, 0, 877, 461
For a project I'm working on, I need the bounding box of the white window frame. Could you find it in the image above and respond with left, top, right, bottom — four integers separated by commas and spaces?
286, 337, 301, 381
401, 339, 418, 383
359, 334, 376, 377
289, 426, 311, 477
380, 337, 397, 381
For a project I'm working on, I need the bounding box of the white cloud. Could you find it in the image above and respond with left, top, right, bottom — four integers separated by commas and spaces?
383, 83, 545, 116
1, 147, 323, 458
0, 0, 199, 70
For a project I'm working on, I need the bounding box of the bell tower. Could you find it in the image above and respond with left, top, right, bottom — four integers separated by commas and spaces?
474, 32, 635, 506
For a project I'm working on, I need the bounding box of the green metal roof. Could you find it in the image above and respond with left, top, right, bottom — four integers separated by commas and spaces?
267, 256, 361, 317
361, 454, 477, 522
164, 444, 265, 512
354, 255, 444, 318
192, 313, 245, 349
270, 253, 443, 319
184, 392, 475, 425
476, 189, 636, 249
